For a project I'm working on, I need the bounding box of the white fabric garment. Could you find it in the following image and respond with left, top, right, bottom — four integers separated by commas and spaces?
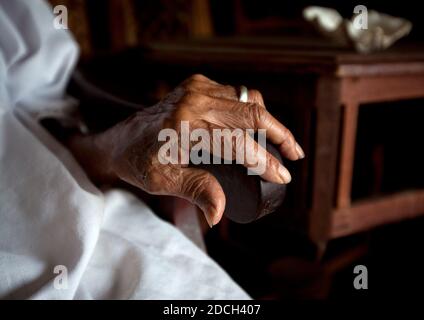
0, 0, 249, 299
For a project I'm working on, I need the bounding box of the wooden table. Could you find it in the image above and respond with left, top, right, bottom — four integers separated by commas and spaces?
133, 38, 424, 253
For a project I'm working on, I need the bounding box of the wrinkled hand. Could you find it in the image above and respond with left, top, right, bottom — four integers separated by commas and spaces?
82, 75, 304, 227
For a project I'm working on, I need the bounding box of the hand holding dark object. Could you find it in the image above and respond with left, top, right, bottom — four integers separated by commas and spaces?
67, 74, 305, 227
197, 142, 287, 224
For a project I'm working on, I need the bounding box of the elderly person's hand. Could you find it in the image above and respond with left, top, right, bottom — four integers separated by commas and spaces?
68, 74, 304, 227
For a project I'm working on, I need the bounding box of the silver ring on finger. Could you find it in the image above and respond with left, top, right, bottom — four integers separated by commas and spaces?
239, 85, 248, 103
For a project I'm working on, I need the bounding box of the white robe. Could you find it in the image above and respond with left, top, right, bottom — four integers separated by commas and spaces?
0, 0, 249, 300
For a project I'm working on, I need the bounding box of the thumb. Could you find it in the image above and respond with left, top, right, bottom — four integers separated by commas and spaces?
169, 167, 226, 227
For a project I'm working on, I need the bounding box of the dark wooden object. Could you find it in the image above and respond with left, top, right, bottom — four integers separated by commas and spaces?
197, 143, 286, 224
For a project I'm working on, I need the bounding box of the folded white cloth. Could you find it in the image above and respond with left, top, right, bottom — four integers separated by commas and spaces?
0, 0, 249, 300
303, 6, 412, 53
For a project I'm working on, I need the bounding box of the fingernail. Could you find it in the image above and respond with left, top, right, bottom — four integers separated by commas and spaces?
204, 210, 215, 228
295, 142, 305, 159
278, 165, 292, 184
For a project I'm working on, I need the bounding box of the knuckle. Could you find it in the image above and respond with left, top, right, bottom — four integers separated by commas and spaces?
172, 92, 211, 125
190, 74, 208, 82
286, 130, 295, 145
180, 91, 206, 105
181, 78, 200, 91
249, 89, 263, 102
180, 171, 210, 201
267, 153, 279, 172
147, 167, 181, 194
223, 85, 237, 98
249, 103, 264, 127
180, 74, 207, 90
281, 129, 295, 148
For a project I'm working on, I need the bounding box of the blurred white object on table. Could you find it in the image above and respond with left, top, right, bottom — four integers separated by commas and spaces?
303, 6, 413, 53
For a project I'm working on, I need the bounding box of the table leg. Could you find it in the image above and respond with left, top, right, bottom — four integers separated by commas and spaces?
337, 101, 359, 209
309, 76, 341, 257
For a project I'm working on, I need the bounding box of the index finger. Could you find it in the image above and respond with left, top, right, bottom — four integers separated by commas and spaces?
210, 99, 305, 161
